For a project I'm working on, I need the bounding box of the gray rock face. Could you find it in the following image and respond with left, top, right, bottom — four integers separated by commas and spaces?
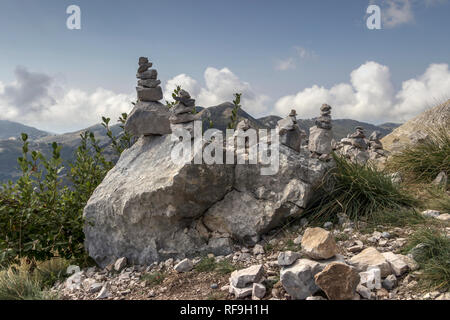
230, 265, 264, 288
277, 110, 306, 152
136, 86, 163, 102
278, 251, 301, 266
203, 144, 332, 245
124, 101, 171, 136
308, 126, 332, 155
83, 135, 234, 267
280, 259, 322, 300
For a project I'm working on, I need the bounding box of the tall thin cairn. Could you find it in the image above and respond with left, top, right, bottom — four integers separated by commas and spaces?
308, 104, 333, 160
277, 109, 306, 152
124, 57, 171, 136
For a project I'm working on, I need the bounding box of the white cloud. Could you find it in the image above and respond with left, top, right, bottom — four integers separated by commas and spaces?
164, 67, 270, 117
0, 67, 134, 133
275, 58, 296, 71
274, 61, 450, 123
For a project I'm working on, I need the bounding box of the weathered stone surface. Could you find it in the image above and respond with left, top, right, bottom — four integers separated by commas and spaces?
382, 252, 409, 276
136, 86, 163, 101
382, 274, 397, 290
252, 283, 266, 299
137, 69, 157, 80
432, 171, 448, 186
174, 258, 193, 273
349, 247, 392, 277
169, 112, 200, 124
138, 79, 161, 88
277, 251, 301, 266
397, 254, 419, 271
437, 213, 450, 221
314, 262, 360, 300
229, 284, 252, 299
308, 126, 332, 155
356, 284, 373, 299
114, 257, 127, 272
359, 267, 381, 290
301, 227, 337, 260
422, 209, 441, 218
203, 145, 332, 245
124, 101, 171, 136
83, 135, 234, 267
230, 265, 264, 288
280, 259, 322, 300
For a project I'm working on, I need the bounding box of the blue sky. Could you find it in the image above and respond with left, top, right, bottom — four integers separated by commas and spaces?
0, 0, 449, 132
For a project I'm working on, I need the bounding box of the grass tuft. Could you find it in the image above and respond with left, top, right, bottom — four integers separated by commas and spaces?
387, 125, 450, 185
194, 257, 237, 275
403, 227, 450, 291
305, 153, 417, 223
141, 271, 166, 287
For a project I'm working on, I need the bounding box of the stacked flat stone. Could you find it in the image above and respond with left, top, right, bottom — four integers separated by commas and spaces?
308, 104, 333, 159
277, 109, 306, 152
124, 57, 171, 136
315, 104, 332, 130
136, 57, 163, 102
348, 126, 368, 150
333, 128, 390, 165
169, 89, 200, 136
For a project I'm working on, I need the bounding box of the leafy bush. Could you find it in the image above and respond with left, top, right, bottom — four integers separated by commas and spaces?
387, 125, 450, 184
0, 116, 131, 265
305, 153, 417, 222
403, 227, 450, 290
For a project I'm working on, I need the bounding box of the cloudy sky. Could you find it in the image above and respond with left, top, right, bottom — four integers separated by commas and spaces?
0, 0, 449, 133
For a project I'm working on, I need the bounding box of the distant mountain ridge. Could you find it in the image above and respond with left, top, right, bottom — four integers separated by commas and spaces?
0, 120, 51, 140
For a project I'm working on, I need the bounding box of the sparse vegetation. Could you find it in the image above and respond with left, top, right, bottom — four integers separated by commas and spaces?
387, 125, 450, 185
0, 257, 68, 300
403, 227, 450, 290
0, 115, 130, 265
141, 271, 166, 287
305, 153, 417, 223
194, 257, 237, 275
227, 93, 242, 130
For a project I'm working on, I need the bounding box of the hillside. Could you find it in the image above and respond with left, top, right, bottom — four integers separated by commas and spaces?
381, 100, 450, 152
0, 120, 50, 140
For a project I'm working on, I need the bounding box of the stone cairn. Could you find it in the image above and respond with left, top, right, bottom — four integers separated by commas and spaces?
169, 89, 200, 137
124, 57, 171, 136
136, 57, 163, 102
334, 127, 390, 164
308, 104, 333, 160
277, 109, 306, 153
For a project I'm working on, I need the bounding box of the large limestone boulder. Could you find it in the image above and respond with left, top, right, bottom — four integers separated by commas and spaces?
203, 144, 332, 245
83, 134, 234, 267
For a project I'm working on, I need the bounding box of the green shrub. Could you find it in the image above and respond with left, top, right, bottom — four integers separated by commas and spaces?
403, 227, 450, 290
194, 257, 217, 273
305, 154, 417, 222
0, 115, 131, 265
387, 126, 450, 184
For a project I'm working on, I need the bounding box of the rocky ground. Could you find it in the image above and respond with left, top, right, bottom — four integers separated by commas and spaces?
53, 210, 449, 301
